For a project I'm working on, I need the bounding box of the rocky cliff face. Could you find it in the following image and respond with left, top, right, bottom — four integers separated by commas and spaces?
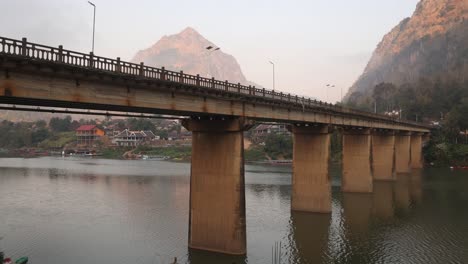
346, 0, 468, 100
132, 27, 253, 85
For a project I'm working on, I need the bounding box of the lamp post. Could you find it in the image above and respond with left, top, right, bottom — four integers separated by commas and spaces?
326, 84, 335, 103
88, 1, 96, 53
269, 61, 275, 91
204, 46, 220, 77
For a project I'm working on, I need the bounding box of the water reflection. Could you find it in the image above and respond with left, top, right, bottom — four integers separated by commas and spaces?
410, 170, 423, 204
1, 158, 468, 263
289, 212, 331, 264
395, 174, 411, 212
372, 181, 395, 220
342, 193, 373, 235
188, 248, 247, 264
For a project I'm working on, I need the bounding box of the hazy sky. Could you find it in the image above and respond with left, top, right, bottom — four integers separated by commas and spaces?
1, 0, 419, 102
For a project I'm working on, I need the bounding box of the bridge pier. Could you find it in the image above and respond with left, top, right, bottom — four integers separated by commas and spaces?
290, 124, 331, 213
371, 131, 396, 181
342, 128, 373, 193
395, 131, 412, 174
182, 117, 251, 255
410, 133, 423, 169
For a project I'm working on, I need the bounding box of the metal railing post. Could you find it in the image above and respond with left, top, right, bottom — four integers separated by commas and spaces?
58, 45, 63, 62
161, 67, 166, 80
180, 71, 184, 83
89, 52, 94, 68
224, 80, 228, 91
140, 62, 144, 77
196, 74, 200, 86
212, 77, 215, 89
116, 57, 121, 73
21, 37, 27, 56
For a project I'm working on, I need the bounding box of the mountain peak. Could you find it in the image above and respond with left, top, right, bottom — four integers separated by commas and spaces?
345, 0, 468, 100
179, 26, 201, 36
131, 28, 254, 86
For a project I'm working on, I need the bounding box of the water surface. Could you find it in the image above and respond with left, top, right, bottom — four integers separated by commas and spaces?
0, 157, 468, 263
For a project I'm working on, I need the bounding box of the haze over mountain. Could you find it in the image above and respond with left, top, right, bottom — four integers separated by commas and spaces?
132, 27, 258, 87
346, 0, 468, 101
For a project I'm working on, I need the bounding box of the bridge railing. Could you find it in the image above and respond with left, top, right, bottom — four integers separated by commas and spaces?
0, 36, 427, 128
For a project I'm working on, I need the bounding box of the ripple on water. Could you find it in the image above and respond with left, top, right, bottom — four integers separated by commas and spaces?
1, 159, 468, 263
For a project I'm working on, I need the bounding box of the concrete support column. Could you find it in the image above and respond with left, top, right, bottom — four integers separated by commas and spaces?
342, 128, 373, 193
371, 131, 396, 181
410, 133, 423, 169
395, 132, 412, 174
290, 125, 331, 213
182, 117, 251, 255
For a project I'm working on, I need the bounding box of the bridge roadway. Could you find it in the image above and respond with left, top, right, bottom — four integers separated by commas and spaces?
0, 37, 431, 255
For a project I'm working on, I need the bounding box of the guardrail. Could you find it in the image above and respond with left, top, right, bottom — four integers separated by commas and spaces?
0, 36, 428, 128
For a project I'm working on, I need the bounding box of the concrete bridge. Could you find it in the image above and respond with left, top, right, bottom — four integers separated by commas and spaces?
0, 37, 430, 255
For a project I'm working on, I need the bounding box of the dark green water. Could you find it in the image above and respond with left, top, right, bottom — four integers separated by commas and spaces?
0, 157, 467, 263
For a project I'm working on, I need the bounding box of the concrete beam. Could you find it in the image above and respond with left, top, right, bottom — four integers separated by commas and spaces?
0, 69, 430, 133
395, 132, 412, 174
342, 128, 373, 193
290, 125, 331, 213
371, 131, 396, 181
410, 133, 423, 169
182, 118, 248, 255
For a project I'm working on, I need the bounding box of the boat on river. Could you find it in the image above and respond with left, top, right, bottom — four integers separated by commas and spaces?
1, 255, 28, 264
450, 166, 468, 170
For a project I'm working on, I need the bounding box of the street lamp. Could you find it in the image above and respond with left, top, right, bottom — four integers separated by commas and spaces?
326, 84, 335, 103
206, 46, 220, 51
269, 61, 275, 91
204, 46, 220, 78
88, 1, 96, 53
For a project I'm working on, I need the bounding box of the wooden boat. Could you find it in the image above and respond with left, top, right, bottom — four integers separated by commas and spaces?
14, 257, 28, 264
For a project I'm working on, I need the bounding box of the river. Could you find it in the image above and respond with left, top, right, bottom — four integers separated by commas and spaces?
0, 157, 467, 264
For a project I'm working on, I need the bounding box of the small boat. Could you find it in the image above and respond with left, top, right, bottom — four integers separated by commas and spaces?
450, 166, 468, 170
14, 257, 28, 264
3, 258, 12, 264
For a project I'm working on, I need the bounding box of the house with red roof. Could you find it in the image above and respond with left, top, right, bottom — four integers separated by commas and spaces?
76, 125, 105, 145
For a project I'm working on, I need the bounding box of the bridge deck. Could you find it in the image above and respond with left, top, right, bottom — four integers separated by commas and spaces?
0, 36, 430, 132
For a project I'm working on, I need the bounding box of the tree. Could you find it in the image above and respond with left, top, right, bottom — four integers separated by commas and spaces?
49, 116, 72, 132
32, 128, 50, 144
264, 133, 293, 159
127, 118, 156, 131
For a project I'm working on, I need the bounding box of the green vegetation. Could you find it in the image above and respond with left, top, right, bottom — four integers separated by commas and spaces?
101, 148, 128, 159
330, 130, 343, 163
0, 120, 51, 148
244, 134, 293, 162
244, 146, 266, 161
136, 145, 192, 161
347, 79, 468, 166
38, 132, 75, 148
127, 118, 156, 131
